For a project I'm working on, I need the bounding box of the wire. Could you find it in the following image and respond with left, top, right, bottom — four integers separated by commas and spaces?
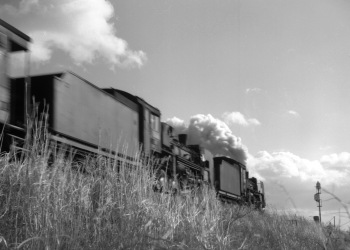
322, 188, 350, 217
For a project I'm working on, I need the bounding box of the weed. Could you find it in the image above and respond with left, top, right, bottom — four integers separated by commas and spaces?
0, 116, 347, 249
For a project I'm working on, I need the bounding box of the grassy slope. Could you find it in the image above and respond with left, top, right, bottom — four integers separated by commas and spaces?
0, 121, 349, 249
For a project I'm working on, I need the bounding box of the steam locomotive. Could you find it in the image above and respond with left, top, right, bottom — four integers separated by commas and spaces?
0, 19, 266, 208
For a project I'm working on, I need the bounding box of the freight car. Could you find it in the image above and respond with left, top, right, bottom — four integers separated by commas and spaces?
0, 18, 265, 208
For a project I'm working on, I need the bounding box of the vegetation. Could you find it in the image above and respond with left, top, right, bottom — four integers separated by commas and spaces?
0, 116, 349, 249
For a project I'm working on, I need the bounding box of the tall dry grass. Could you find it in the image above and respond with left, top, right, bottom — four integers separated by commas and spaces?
0, 115, 349, 249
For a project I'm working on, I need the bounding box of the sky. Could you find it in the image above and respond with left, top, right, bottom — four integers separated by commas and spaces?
1, 0, 350, 229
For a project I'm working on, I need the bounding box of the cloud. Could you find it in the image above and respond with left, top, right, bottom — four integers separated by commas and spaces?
248, 151, 350, 212
287, 110, 300, 117
245, 88, 262, 94
320, 152, 350, 171
0, 0, 39, 15
222, 112, 261, 127
248, 151, 350, 185
1, 0, 147, 68
166, 114, 248, 164
248, 151, 323, 182
19, 0, 39, 13
319, 145, 332, 151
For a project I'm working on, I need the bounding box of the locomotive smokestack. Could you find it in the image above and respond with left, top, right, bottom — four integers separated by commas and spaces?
178, 134, 187, 145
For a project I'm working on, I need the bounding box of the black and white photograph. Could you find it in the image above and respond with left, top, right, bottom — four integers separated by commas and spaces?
1, 0, 350, 249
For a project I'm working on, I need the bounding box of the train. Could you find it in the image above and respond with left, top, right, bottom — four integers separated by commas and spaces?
0, 19, 266, 208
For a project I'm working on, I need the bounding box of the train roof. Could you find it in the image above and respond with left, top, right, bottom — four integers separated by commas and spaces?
11, 71, 159, 114
0, 18, 31, 52
12, 72, 64, 79
103, 88, 161, 116
37, 71, 161, 116
214, 156, 246, 169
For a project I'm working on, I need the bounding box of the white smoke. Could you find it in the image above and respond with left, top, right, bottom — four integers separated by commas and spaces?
166, 114, 248, 164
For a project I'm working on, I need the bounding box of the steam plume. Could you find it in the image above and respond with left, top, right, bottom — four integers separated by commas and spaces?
166, 114, 248, 164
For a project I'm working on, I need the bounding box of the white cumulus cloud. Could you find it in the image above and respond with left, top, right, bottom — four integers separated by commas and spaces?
1, 0, 147, 68
245, 88, 262, 94
248, 151, 325, 182
222, 112, 261, 127
247, 151, 350, 211
0, 0, 39, 15
320, 152, 350, 171
248, 151, 350, 186
287, 110, 300, 117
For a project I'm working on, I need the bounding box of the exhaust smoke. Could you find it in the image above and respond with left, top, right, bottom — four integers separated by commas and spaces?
166, 114, 248, 164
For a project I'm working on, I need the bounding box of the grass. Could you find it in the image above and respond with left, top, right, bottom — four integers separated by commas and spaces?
1, 116, 350, 249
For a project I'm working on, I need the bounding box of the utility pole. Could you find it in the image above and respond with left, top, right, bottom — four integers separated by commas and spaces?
314, 181, 322, 223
